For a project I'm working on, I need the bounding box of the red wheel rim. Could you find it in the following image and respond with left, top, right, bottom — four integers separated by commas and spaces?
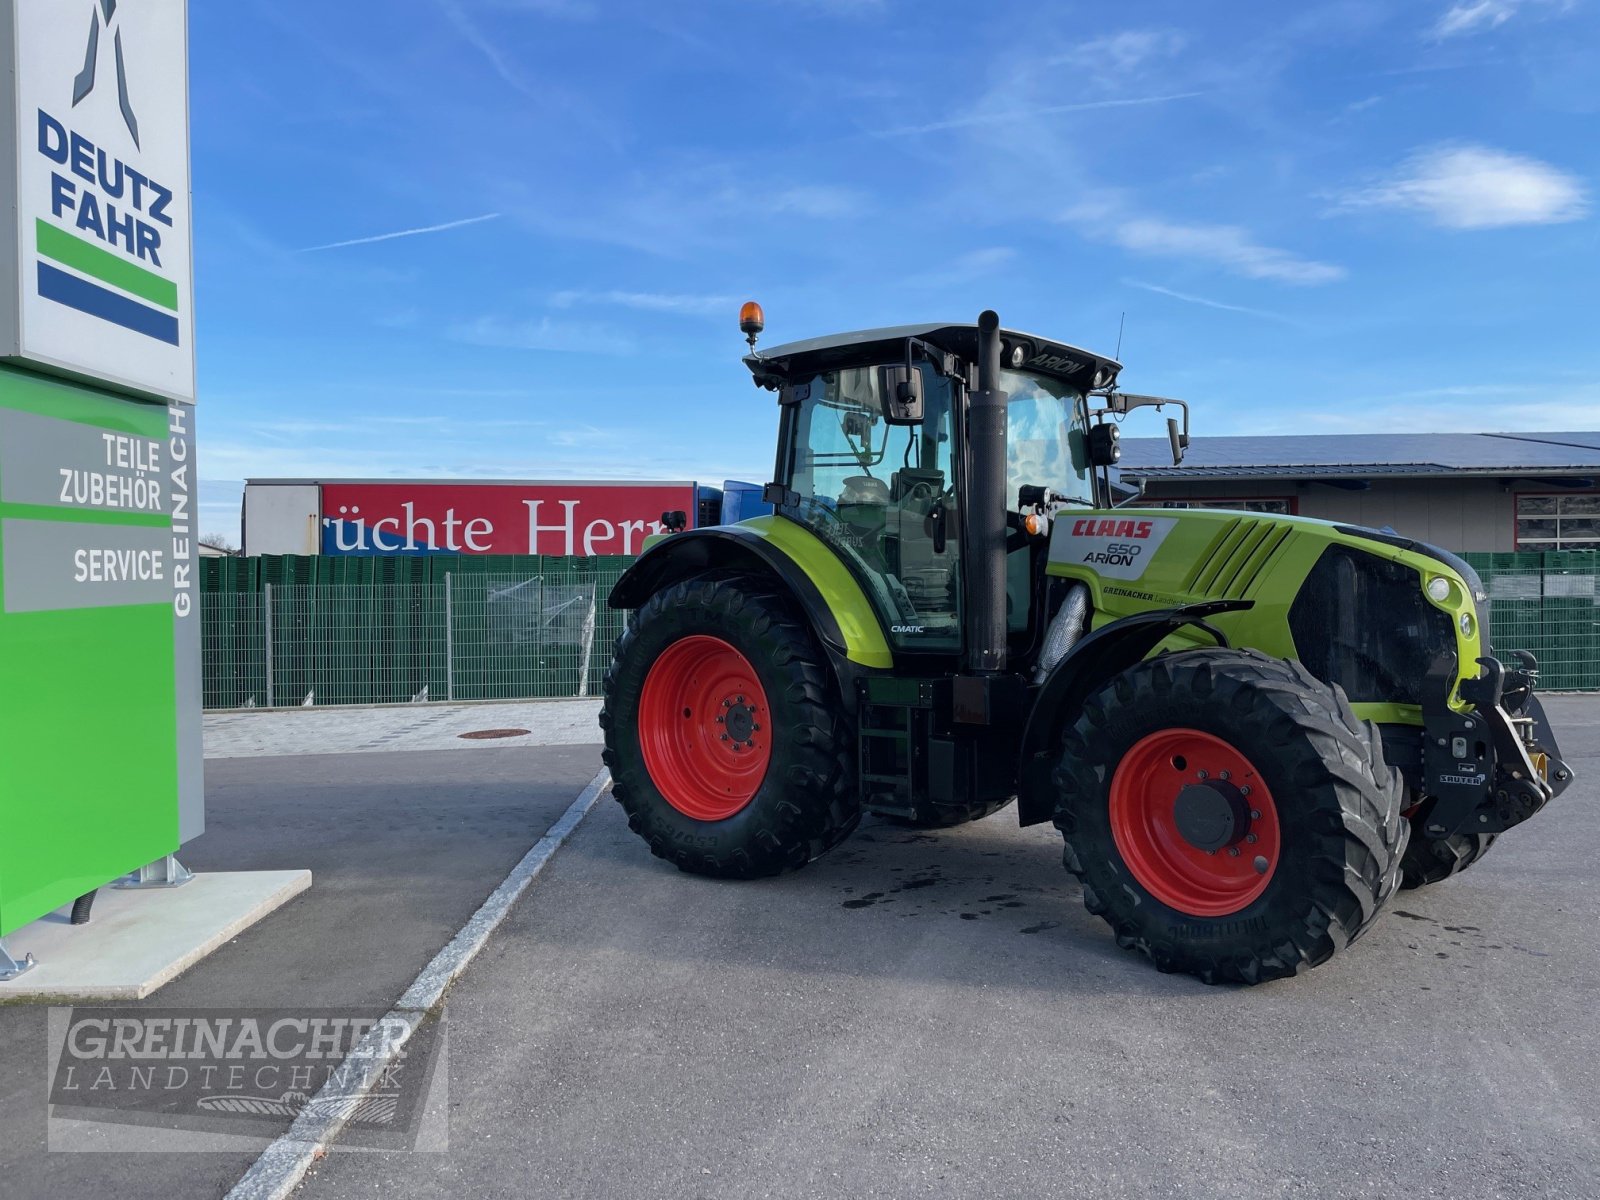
638, 636, 772, 821
1108, 728, 1281, 918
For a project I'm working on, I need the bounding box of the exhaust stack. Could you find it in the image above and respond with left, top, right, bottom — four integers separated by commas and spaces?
962, 310, 1008, 675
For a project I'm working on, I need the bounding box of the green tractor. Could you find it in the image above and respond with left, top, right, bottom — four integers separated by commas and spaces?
599, 307, 1573, 984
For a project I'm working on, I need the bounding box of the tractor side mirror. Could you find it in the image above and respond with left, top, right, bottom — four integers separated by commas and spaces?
1087, 422, 1121, 467
1167, 417, 1187, 465
879, 365, 924, 425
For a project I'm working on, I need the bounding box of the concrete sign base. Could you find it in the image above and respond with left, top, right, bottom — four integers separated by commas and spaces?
0, 870, 311, 1001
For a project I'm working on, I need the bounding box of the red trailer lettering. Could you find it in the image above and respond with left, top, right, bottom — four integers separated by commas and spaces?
319, 483, 696, 555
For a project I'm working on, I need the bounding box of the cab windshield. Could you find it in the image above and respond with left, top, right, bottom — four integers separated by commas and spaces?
1002, 368, 1095, 509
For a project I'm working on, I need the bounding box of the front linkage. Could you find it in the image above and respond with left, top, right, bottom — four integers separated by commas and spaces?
1419, 651, 1574, 841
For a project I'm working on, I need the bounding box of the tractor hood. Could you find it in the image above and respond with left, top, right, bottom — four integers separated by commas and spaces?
744, 322, 1122, 393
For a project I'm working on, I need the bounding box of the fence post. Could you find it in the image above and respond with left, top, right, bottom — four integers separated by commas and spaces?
444, 572, 455, 702
577, 580, 596, 698
263, 581, 275, 708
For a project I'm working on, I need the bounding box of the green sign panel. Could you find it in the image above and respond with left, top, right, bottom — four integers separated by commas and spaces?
0, 364, 202, 937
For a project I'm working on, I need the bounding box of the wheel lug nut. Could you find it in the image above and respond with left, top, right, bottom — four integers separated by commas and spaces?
1245, 833, 1257, 844
1249, 810, 1260, 820
715, 716, 724, 724
752, 723, 760, 732
737, 695, 745, 704
1240, 786, 1251, 797
1228, 847, 1240, 857
1197, 770, 1208, 780
1219, 770, 1230, 781
720, 734, 729, 741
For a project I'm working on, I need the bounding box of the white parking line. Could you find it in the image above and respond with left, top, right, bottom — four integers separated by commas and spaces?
223, 768, 613, 1200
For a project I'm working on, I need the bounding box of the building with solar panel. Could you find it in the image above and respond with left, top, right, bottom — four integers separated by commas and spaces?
1120, 432, 1600, 554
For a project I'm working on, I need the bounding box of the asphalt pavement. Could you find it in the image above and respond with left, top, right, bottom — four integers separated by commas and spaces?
0, 740, 603, 1200
2, 697, 1595, 1200
298, 695, 1600, 1200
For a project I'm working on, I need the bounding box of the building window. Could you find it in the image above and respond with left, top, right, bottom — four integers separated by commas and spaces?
1516, 493, 1600, 551
1153, 497, 1296, 515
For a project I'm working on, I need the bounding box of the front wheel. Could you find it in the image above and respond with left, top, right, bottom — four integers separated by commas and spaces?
600, 577, 858, 879
1053, 649, 1408, 985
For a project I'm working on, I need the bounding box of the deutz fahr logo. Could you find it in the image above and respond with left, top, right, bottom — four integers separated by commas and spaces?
73, 0, 141, 148
31, 0, 180, 347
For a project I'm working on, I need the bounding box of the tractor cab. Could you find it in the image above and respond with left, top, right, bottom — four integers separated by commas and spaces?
743, 321, 1120, 658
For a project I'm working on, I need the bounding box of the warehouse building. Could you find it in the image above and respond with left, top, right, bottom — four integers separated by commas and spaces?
1119, 431, 1600, 554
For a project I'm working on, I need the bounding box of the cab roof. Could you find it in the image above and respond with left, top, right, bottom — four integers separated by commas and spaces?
743, 322, 1123, 392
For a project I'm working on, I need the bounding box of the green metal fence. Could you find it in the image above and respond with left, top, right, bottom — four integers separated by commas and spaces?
200, 550, 1598, 710
1465, 551, 1600, 691
201, 555, 629, 709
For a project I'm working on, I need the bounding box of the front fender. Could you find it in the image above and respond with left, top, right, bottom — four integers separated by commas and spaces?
1015, 600, 1253, 827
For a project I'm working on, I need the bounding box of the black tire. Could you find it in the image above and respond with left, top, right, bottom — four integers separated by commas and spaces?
1401, 823, 1496, 889
1052, 649, 1409, 985
599, 577, 858, 879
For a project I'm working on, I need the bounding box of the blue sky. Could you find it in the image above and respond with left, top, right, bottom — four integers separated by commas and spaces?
191, 0, 1600, 540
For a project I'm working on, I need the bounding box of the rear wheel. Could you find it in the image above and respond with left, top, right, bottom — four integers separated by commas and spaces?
600, 577, 858, 879
1053, 649, 1408, 985
1401, 819, 1496, 889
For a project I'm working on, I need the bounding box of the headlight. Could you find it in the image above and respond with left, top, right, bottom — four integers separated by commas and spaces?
1460, 612, 1474, 637
1426, 575, 1451, 602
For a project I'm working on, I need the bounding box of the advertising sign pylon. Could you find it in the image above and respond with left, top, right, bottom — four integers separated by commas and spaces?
0, 0, 202, 965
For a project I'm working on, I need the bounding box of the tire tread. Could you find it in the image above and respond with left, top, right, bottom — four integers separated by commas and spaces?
601, 577, 857, 879
1052, 648, 1409, 985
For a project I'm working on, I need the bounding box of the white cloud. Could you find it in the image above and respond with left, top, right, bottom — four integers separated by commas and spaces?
1339, 144, 1589, 229
515, 172, 865, 257
447, 315, 635, 354
298, 213, 501, 253
483, 0, 597, 16
902, 247, 1017, 289
1252, 383, 1600, 434
1070, 210, 1345, 285
548, 290, 736, 316
771, 0, 887, 14
435, 0, 537, 95
1055, 29, 1187, 73
1434, 0, 1519, 36
764, 185, 863, 218
1431, 0, 1574, 37
874, 91, 1203, 138
1123, 280, 1302, 323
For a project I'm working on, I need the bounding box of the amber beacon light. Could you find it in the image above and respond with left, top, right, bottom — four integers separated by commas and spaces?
739, 301, 765, 350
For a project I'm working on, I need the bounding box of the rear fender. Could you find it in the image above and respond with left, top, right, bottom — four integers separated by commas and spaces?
1015, 600, 1254, 827
608, 523, 892, 712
